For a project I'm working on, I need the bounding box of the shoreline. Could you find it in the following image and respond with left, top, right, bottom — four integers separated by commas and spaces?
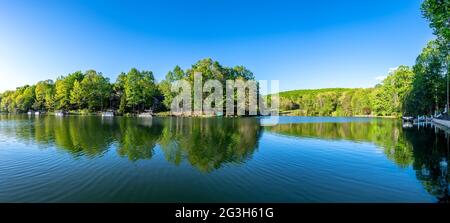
1, 111, 401, 119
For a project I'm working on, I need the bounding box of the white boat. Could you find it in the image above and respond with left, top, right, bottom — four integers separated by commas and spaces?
402, 122, 413, 128
101, 111, 114, 117
137, 110, 153, 118
402, 116, 414, 121
34, 111, 40, 115
137, 112, 152, 118
54, 111, 66, 116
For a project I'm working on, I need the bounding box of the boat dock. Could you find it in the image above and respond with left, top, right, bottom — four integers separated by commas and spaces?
402, 116, 433, 128
402, 114, 450, 134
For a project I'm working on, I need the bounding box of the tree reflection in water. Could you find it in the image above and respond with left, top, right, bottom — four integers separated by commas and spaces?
403, 126, 450, 203
266, 120, 450, 203
1, 115, 448, 201
157, 117, 262, 172
1, 115, 262, 172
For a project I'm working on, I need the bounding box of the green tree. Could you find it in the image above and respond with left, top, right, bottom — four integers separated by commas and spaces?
16, 85, 36, 112
54, 71, 84, 111
159, 65, 186, 109
54, 79, 69, 110
79, 70, 111, 111
125, 68, 143, 112
372, 66, 414, 116
277, 88, 374, 116
405, 40, 446, 115
34, 80, 54, 111
183, 58, 256, 114
45, 91, 55, 111
140, 70, 157, 110
421, 0, 450, 42
337, 91, 354, 116
124, 68, 157, 112
0, 91, 14, 112
70, 80, 84, 110
113, 72, 127, 114
185, 58, 226, 84
422, 0, 450, 112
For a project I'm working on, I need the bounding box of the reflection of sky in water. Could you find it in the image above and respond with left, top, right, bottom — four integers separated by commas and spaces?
259, 132, 434, 202
259, 116, 376, 125
0, 115, 448, 202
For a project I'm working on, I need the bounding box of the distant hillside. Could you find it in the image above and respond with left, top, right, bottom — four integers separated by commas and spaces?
279, 88, 362, 97
275, 87, 376, 117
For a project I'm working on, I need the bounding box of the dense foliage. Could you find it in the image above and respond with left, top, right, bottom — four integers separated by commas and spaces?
278, 66, 414, 117
277, 0, 449, 117
158, 58, 256, 113
0, 59, 254, 115
279, 88, 372, 116
415, 0, 450, 115
421, 0, 450, 42
0, 1, 448, 117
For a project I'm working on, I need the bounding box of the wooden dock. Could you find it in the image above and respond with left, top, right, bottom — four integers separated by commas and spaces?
432, 118, 450, 129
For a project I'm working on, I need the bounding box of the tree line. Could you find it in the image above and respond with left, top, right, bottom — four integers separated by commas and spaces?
0, 58, 255, 115
278, 66, 415, 116
1, 0, 448, 117
278, 0, 449, 117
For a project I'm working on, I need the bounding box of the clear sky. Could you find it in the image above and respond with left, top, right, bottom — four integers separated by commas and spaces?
0, 0, 434, 93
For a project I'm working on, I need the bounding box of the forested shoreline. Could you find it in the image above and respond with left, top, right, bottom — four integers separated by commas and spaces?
1, 0, 448, 117
266, 0, 449, 117
0, 58, 255, 115
278, 66, 416, 117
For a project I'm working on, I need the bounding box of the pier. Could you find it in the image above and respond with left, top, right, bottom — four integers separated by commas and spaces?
402, 113, 450, 137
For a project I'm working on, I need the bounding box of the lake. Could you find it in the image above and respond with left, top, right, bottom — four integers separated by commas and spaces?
0, 115, 448, 202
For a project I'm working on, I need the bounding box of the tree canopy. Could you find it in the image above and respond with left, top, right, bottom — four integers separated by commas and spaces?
421, 0, 450, 42
0, 0, 448, 117
0, 59, 256, 115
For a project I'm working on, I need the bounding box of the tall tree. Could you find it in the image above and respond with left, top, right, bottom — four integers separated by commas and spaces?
140, 70, 157, 110
405, 40, 446, 115
54, 71, 84, 111
1, 91, 13, 112
45, 90, 55, 111
34, 80, 54, 111
11, 85, 35, 112
79, 70, 111, 111
124, 68, 157, 112
421, 0, 450, 42
54, 78, 69, 110
159, 65, 186, 109
125, 68, 144, 112
372, 66, 414, 116
70, 80, 84, 110
422, 0, 450, 111
114, 72, 127, 114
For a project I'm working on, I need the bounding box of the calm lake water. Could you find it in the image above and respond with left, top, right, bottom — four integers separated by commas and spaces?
0, 115, 449, 202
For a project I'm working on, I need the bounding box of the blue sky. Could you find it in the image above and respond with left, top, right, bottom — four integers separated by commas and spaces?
0, 0, 434, 92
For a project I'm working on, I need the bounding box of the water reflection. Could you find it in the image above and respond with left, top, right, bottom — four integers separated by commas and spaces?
404, 127, 450, 203
0, 115, 262, 172
158, 118, 262, 172
265, 120, 413, 167
115, 118, 163, 161
0, 115, 449, 201
266, 120, 450, 203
